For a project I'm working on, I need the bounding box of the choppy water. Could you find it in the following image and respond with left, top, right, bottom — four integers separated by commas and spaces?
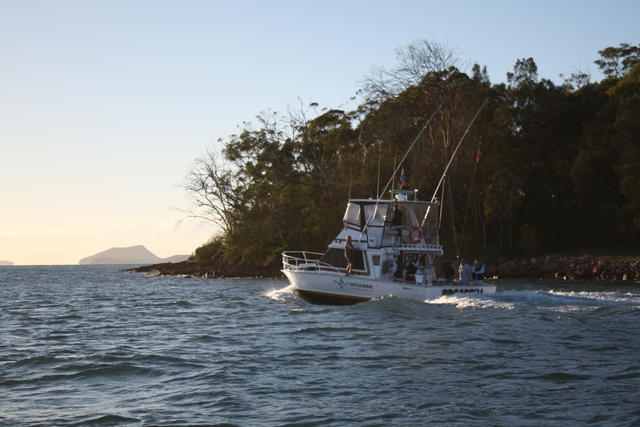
0, 266, 639, 426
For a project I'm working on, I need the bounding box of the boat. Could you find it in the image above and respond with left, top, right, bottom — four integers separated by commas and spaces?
282, 188, 496, 305
282, 98, 496, 304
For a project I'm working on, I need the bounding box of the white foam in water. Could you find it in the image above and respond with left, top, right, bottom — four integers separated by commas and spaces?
265, 284, 297, 302
547, 290, 640, 306
424, 289, 640, 311
264, 285, 640, 311
424, 294, 517, 310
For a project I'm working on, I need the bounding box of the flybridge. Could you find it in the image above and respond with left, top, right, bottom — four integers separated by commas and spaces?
340, 196, 441, 250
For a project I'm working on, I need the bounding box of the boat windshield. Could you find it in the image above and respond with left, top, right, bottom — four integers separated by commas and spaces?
363, 204, 388, 227
343, 202, 389, 230
343, 203, 361, 230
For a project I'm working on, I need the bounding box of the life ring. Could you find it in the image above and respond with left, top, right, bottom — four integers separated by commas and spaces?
409, 226, 422, 244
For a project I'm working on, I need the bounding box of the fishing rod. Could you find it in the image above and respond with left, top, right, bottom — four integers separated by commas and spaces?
357, 95, 450, 240
379, 95, 450, 199
421, 97, 489, 227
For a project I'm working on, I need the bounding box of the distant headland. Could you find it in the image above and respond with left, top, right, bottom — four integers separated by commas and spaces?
0, 260, 14, 266
79, 245, 189, 265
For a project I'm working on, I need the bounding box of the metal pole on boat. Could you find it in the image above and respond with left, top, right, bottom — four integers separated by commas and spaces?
429, 98, 489, 203
376, 142, 382, 199
421, 98, 489, 227
381, 96, 450, 198
359, 96, 450, 240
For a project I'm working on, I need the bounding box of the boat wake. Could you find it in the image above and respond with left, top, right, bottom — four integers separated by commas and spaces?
547, 290, 640, 305
424, 289, 640, 311
425, 294, 517, 310
265, 284, 640, 313
265, 285, 299, 304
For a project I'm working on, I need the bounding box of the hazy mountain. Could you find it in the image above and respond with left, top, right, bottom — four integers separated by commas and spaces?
79, 245, 189, 265
0, 260, 14, 266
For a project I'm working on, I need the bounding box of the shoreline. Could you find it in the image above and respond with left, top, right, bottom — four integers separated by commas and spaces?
124, 261, 281, 279
125, 255, 640, 282
487, 255, 640, 281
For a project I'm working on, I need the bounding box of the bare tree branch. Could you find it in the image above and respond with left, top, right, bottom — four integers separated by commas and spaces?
182, 149, 238, 234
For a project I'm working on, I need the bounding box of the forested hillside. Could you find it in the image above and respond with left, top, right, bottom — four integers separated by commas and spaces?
184, 41, 640, 269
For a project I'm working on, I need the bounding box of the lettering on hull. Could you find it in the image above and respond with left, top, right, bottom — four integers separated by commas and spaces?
441, 288, 484, 295
333, 277, 373, 291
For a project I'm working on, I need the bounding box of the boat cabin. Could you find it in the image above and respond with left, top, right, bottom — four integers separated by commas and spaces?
313, 194, 443, 283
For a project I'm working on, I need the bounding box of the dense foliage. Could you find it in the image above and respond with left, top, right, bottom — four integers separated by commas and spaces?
187, 42, 640, 268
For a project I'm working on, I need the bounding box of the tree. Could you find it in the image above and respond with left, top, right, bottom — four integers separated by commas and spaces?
362, 39, 458, 105
183, 41, 640, 268
507, 58, 538, 88
611, 63, 640, 231
182, 149, 238, 235
594, 43, 640, 79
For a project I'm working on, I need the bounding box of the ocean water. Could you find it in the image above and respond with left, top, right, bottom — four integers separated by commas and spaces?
0, 266, 639, 426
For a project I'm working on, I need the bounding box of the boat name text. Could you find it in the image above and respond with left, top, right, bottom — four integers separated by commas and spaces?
441, 288, 484, 295
334, 278, 373, 291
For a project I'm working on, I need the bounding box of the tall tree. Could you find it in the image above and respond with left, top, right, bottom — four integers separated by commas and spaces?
594, 43, 640, 79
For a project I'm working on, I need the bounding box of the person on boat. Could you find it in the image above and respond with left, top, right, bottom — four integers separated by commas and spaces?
391, 202, 402, 225
399, 167, 408, 189
392, 254, 404, 280
439, 260, 455, 283
405, 255, 419, 282
472, 260, 485, 281
458, 259, 472, 284
390, 202, 404, 243
344, 235, 355, 275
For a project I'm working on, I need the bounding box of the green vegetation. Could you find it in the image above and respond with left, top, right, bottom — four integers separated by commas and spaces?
186, 41, 640, 269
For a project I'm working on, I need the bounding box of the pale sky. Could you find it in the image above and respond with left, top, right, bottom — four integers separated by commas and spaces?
1, 0, 638, 265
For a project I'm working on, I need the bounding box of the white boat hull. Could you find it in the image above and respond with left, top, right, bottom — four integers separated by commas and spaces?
283, 270, 496, 305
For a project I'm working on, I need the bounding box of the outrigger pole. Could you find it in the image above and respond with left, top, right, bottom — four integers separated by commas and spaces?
359, 96, 450, 240
379, 95, 450, 199
421, 98, 489, 227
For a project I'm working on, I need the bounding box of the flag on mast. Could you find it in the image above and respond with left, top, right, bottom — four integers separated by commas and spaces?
475, 150, 482, 164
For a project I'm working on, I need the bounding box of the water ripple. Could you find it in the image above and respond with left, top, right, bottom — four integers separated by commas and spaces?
1, 267, 639, 425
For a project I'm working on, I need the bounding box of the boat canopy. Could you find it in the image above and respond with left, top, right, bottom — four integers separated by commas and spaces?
343, 201, 389, 231
343, 199, 439, 231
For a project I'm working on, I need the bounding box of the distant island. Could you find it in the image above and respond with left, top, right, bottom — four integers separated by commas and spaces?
0, 260, 14, 266
79, 245, 189, 265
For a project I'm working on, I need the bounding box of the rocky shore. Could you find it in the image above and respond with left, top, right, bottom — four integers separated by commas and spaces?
487, 256, 640, 281
124, 260, 281, 279
126, 255, 640, 282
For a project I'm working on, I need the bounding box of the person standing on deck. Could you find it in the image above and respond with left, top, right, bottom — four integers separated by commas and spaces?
392, 254, 404, 280
399, 167, 408, 189
344, 235, 355, 275
439, 260, 455, 282
405, 255, 419, 282
458, 259, 472, 284
472, 260, 485, 281
390, 202, 403, 243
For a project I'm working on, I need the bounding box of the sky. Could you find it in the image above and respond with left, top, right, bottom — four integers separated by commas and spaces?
1, 0, 638, 265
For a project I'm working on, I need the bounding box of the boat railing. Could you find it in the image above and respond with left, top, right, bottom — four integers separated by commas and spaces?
389, 243, 444, 253
282, 251, 344, 274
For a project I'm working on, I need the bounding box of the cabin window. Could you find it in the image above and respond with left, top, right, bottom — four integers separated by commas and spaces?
363, 204, 388, 227
372, 255, 381, 266
343, 203, 361, 230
